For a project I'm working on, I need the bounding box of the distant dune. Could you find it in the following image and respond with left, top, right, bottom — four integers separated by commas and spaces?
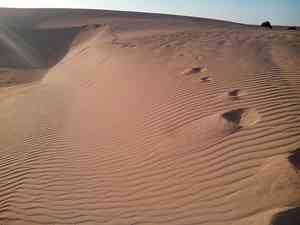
0, 8, 299, 225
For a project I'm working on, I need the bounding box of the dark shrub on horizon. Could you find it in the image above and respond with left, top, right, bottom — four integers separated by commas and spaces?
288, 26, 297, 30
261, 21, 272, 29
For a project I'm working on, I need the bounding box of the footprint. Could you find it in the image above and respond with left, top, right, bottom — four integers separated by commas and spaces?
200, 76, 211, 82
195, 55, 204, 61
222, 108, 260, 133
271, 207, 300, 225
289, 148, 300, 171
94, 24, 102, 28
181, 66, 207, 76
227, 89, 247, 99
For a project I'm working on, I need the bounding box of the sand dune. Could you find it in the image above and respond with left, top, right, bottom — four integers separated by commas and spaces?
0, 8, 300, 225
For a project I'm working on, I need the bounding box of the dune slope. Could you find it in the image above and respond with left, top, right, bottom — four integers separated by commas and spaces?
0, 8, 300, 225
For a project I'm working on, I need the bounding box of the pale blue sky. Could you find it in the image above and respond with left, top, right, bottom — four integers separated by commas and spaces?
0, 0, 299, 26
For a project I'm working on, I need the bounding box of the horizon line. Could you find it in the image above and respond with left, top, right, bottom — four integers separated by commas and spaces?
0, 6, 299, 27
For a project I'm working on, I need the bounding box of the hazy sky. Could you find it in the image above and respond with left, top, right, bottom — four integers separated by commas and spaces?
0, 0, 299, 26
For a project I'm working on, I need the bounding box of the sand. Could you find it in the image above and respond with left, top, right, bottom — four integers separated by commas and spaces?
0, 8, 300, 225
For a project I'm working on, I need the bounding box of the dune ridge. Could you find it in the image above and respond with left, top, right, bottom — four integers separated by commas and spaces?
0, 8, 300, 225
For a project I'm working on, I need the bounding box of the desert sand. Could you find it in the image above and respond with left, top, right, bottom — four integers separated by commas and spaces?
0, 8, 299, 225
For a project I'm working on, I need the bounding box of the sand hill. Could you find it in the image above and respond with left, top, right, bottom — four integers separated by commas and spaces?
0, 8, 299, 225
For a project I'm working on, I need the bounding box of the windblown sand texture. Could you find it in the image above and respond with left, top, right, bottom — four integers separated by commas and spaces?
0, 8, 300, 225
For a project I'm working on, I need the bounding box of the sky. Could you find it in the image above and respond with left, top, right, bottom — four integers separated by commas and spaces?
0, 0, 299, 26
